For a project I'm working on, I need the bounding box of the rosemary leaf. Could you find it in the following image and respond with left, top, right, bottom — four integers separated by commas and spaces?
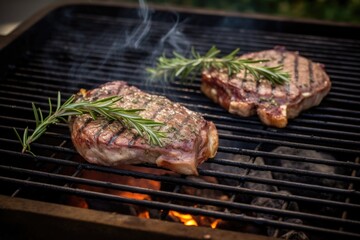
15, 92, 166, 154
147, 46, 290, 85
32, 103, 39, 128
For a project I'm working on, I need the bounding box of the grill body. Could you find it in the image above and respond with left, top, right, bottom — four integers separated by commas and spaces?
0, 1, 359, 239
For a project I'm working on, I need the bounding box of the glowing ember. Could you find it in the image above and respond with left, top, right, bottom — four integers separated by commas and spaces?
67, 196, 89, 209
210, 219, 221, 229
169, 211, 198, 226
118, 191, 150, 201
138, 211, 150, 219
67, 167, 223, 229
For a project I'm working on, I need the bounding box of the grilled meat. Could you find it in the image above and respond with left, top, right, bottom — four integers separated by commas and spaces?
201, 48, 331, 127
70, 81, 218, 175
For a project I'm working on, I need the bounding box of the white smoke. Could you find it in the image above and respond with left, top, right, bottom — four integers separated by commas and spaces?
66, 0, 190, 93
124, 0, 152, 49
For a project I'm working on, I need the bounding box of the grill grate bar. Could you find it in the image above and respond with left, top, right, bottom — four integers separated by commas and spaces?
3, 89, 358, 147
12, 55, 360, 92
340, 157, 359, 231
29, 47, 360, 84
4, 83, 360, 126
2, 148, 359, 206
204, 113, 360, 131
5, 101, 359, 154
0, 84, 359, 145
52, 26, 360, 69
14, 54, 360, 99
1, 5, 360, 239
3, 121, 358, 170
5, 70, 358, 124
8, 139, 71, 197
200, 168, 360, 196
73, 13, 360, 46
2, 164, 359, 227
52, 28, 360, 57
1, 175, 359, 239
54, 15, 360, 58
29, 35, 360, 76
216, 123, 359, 146
331, 86, 360, 94
237, 148, 360, 169
219, 133, 359, 154
1, 125, 71, 141
210, 158, 359, 183
1, 136, 358, 184
46, 34, 360, 72
12, 55, 360, 99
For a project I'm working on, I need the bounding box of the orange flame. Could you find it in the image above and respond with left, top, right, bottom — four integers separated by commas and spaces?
138, 211, 150, 219
169, 211, 198, 226
68, 167, 223, 229
118, 191, 150, 201
210, 219, 221, 229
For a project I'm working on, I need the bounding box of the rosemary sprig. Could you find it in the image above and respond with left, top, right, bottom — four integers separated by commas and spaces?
14, 92, 166, 155
147, 46, 290, 85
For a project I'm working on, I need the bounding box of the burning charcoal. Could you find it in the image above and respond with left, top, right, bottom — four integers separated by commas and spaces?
281, 230, 309, 240
251, 190, 300, 220
182, 176, 229, 211
251, 191, 308, 239
162, 176, 229, 228
244, 157, 277, 193
266, 147, 347, 200
234, 156, 277, 203
199, 152, 250, 186
200, 153, 279, 203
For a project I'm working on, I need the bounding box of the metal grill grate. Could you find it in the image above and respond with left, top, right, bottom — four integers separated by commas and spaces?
1, 3, 360, 239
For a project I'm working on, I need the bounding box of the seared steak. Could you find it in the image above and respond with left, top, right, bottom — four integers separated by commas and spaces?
201, 48, 331, 127
70, 81, 218, 175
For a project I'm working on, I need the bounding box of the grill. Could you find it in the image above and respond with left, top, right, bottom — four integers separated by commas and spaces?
1, 1, 360, 239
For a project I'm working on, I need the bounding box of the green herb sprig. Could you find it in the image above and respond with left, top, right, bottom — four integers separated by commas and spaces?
147, 46, 290, 85
14, 92, 166, 155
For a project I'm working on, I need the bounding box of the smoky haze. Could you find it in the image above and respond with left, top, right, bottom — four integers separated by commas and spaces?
60, 0, 191, 96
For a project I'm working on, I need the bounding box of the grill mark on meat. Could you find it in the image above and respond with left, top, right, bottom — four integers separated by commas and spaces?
309, 61, 314, 84
256, 51, 273, 97
201, 49, 331, 128
272, 51, 286, 93
70, 81, 218, 175
94, 121, 113, 141
285, 53, 292, 100
107, 126, 126, 145
78, 118, 93, 134
241, 77, 247, 89
294, 53, 299, 84
128, 134, 140, 146
149, 102, 166, 119
255, 51, 266, 95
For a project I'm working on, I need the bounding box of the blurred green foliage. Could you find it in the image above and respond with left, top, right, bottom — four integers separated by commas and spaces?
128, 0, 360, 24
